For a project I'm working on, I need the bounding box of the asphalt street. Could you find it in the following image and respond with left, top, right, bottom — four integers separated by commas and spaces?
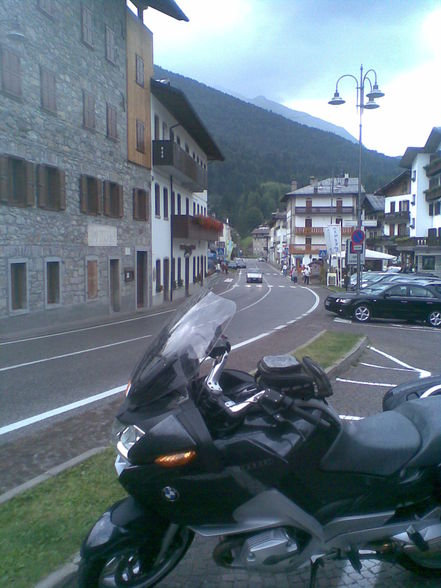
2, 263, 441, 588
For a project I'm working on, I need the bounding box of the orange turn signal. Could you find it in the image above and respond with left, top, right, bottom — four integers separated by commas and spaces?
154, 450, 197, 468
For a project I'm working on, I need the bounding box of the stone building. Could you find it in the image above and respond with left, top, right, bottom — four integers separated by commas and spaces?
0, 0, 187, 331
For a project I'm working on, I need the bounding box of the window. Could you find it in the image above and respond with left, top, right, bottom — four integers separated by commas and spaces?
83, 90, 95, 130
389, 224, 395, 237
390, 201, 396, 213
133, 188, 148, 221
171, 191, 175, 215
408, 285, 432, 298
193, 202, 196, 215
135, 54, 144, 86
335, 218, 342, 225
306, 198, 312, 209
40, 67, 56, 112
155, 259, 161, 292
37, 164, 66, 210
105, 26, 116, 64
154, 183, 160, 217
81, 6, 93, 47
177, 257, 181, 283
429, 203, 434, 216
154, 115, 160, 140
162, 121, 168, 139
136, 120, 145, 153
388, 285, 407, 296
80, 175, 102, 215
10, 261, 27, 311
87, 259, 98, 300
106, 103, 117, 140
336, 198, 343, 211
400, 200, 409, 212
435, 202, 441, 215
46, 260, 60, 305
422, 256, 435, 271
186, 197, 189, 215
177, 193, 181, 214
1, 46, 21, 97
0, 155, 35, 207
103, 181, 123, 217
163, 187, 168, 219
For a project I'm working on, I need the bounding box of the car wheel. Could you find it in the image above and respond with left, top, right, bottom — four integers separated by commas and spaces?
427, 310, 441, 328
353, 304, 371, 323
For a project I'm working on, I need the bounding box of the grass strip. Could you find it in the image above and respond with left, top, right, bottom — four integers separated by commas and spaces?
0, 448, 125, 588
294, 330, 363, 369
0, 330, 363, 587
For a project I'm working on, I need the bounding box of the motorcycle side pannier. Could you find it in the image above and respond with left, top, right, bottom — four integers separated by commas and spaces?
257, 355, 315, 399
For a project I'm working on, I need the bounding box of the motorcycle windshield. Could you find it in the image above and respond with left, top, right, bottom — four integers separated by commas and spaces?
126, 289, 236, 407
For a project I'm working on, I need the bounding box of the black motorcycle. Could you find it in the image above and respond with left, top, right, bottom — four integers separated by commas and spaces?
80, 289, 441, 587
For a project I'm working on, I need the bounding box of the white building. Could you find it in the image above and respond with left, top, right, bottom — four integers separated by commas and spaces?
282, 176, 359, 268
268, 211, 288, 265
150, 79, 224, 303
375, 127, 441, 274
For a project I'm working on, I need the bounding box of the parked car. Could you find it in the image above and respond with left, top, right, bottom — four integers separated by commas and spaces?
235, 258, 247, 268
325, 281, 441, 327
246, 267, 263, 283
258, 257, 266, 262
349, 271, 439, 291
226, 260, 239, 270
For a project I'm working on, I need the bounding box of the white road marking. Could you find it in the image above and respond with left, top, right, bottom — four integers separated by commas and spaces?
359, 362, 414, 373
368, 346, 431, 378
1, 309, 175, 346
0, 385, 126, 436
0, 335, 152, 372
336, 378, 393, 387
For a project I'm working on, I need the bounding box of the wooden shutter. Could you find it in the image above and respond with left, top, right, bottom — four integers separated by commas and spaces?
37, 165, 48, 208
80, 175, 88, 212
0, 156, 9, 204
117, 184, 123, 218
133, 188, 139, 220
103, 180, 110, 216
25, 162, 35, 206
58, 170, 66, 210
96, 179, 103, 214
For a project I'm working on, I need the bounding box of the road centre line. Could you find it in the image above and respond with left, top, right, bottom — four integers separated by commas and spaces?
0, 309, 174, 346
0, 335, 152, 372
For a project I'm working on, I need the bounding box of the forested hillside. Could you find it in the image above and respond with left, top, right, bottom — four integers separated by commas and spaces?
154, 66, 400, 236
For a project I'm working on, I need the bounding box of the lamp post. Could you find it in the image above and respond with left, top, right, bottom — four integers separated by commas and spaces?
328, 65, 384, 293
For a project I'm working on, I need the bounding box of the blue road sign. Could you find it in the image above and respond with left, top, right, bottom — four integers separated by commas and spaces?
351, 229, 365, 245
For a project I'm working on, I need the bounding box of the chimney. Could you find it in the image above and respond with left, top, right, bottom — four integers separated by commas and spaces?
291, 178, 297, 192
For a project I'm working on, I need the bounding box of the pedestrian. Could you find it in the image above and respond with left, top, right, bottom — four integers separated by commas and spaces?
282, 262, 287, 277
304, 265, 311, 285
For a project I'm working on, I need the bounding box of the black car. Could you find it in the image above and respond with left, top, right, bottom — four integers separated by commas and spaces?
325, 281, 441, 327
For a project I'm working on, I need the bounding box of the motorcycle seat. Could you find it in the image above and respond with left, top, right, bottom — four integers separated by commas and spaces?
394, 396, 441, 468
320, 410, 421, 476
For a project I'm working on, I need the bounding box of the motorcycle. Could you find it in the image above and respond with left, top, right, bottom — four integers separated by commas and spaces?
80, 289, 441, 587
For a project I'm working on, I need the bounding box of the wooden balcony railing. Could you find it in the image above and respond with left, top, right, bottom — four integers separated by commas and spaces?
153, 140, 208, 191
172, 214, 222, 242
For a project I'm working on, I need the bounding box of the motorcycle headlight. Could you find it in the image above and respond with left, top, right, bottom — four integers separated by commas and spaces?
113, 423, 145, 460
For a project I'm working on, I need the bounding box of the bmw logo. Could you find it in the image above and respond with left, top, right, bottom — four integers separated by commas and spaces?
162, 486, 180, 502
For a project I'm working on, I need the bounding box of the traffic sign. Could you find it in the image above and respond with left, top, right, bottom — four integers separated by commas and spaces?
351, 229, 365, 245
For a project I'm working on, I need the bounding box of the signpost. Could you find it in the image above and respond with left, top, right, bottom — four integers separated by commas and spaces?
351, 229, 365, 292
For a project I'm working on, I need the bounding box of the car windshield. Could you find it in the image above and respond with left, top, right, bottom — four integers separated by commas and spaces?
127, 290, 236, 406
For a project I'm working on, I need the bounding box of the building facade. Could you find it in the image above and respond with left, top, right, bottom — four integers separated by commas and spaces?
0, 0, 192, 331
283, 176, 360, 268
375, 127, 441, 274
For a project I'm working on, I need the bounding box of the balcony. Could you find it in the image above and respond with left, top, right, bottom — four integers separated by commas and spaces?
424, 153, 441, 177
294, 206, 354, 215
153, 140, 208, 192
289, 244, 324, 255
384, 210, 410, 223
294, 226, 354, 236
172, 214, 222, 242
425, 184, 441, 202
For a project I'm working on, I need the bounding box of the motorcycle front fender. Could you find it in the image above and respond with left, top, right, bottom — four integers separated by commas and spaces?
81, 496, 168, 560
383, 374, 441, 411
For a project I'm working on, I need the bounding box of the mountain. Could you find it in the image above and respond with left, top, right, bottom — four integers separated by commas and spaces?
248, 95, 358, 144
153, 66, 400, 235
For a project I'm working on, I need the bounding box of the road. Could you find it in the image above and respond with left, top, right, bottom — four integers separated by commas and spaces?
1, 262, 441, 588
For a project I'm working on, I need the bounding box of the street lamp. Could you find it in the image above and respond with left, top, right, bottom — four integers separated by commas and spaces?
328, 65, 385, 293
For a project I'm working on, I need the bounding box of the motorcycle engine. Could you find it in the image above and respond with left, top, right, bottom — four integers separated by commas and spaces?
214, 528, 301, 573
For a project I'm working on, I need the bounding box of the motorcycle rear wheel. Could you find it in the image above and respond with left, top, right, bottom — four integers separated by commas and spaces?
78, 527, 193, 587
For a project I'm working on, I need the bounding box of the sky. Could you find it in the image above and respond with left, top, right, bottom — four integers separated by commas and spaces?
139, 0, 441, 158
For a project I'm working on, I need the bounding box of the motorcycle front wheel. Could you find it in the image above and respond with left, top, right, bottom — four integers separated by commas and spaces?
78, 526, 194, 587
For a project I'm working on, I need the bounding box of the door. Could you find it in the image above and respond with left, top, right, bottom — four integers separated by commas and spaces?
136, 251, 147, 308
376, 284, 408, 320
109, 259, 120, 312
